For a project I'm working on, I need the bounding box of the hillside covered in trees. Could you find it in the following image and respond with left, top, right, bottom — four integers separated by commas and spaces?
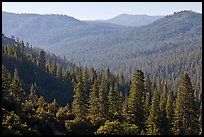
2, 34, 202, 135
3, 11, 202, 98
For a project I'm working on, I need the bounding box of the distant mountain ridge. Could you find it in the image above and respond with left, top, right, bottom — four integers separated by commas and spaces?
47, 10, 201, 82
102, 14, 163, 26
2, 11, 126, 49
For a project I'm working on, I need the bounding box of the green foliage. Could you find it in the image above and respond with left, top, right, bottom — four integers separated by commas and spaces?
96, 120, 139, 135
166, 90, 174, 134
9, 68, 26, 101
108, 82, 122, 120
98, 75, 109, 119
126, 70, 145, 131
72, 70, 87, 119
64, 118, 91, 135
172, 73, 199, 135
1, 33, 201, 135
2, 64, 11, 92
87, 80, 100, 122
146, 86, 161, 135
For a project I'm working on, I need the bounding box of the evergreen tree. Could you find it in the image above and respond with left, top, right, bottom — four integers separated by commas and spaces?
166, 90, 174, 134
47, 99, 58, 117
126, 70, 145, 131
108, 82, 122, 120
172, 73, 199, 135
144, 92, 150, 122
72, 69, 86, 119
159, 82, 170, 135
146, 86, 161, 135
2, 65, 11, 93
29, 83, 38, 104
122, 96, 128, 121
89, 66, 97, 84
82, 67, 91, 111
39, 50, 46, 69
38, 96, 46, 108
9, 68, 25, 101
98, 75, 109, 119
88, 80, 99, 120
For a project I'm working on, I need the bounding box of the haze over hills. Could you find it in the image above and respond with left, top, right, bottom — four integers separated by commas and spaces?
94, 14, 163, 27
49, 10, 201, 76
2, 11, 202, 81
2, 11, 127, 49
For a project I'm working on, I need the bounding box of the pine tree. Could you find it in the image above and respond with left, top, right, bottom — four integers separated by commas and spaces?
122, 96, 128, 121
2, 65, 11, 93
159, 82, 170, 135
89, 66, 97, 84
38, 96, 46, 108
108, 82, 122, 120
126, 70, 145, 131
146, 86, 161, 135
98, 75, 109, 119
9, 68, 25, 101
82, 67, 91, 111
172, 73, 199, 135
144, 92, 150, 121
166, 90, 174, 134
47, 99, 58, 117
144, 75, 152, 131
88, 80, 99, 120
29, 83, 38, 104
39, 50, 46, 69
72, 69, 86, 119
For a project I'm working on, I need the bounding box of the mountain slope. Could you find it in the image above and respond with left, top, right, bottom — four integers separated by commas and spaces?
2, 11, 127, 49
50, 10, 202, 94
104, 14, 163, 26
2, 11, 202, 95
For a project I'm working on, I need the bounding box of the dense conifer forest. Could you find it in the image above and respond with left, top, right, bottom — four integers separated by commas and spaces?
2, 36, 202, 135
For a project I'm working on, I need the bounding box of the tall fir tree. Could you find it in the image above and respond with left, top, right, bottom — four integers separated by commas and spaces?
172, 73, 199, 135
98, 75, 109, 119
72, 69, 86, 119
108, 82, 122, 120
2, 65, 11, 93
126, 70, 145, 132
88, 80, 99, 120
39, 50, 46, 69
29, 83, 38, 104
82, 67, 91, 112
9, 68, 25, 101
146, 86, 161, 135
159, 82, 170, 135
166, 90, 174, 135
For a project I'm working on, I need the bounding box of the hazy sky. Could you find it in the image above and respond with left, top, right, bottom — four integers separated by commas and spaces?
2, 2, 202, 20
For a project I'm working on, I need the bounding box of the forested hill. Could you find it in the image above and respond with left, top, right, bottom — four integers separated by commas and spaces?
50, 11, 202, 93
2, 36, 202, 135
2, 36, 77, 106
2, 11, 126, 49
